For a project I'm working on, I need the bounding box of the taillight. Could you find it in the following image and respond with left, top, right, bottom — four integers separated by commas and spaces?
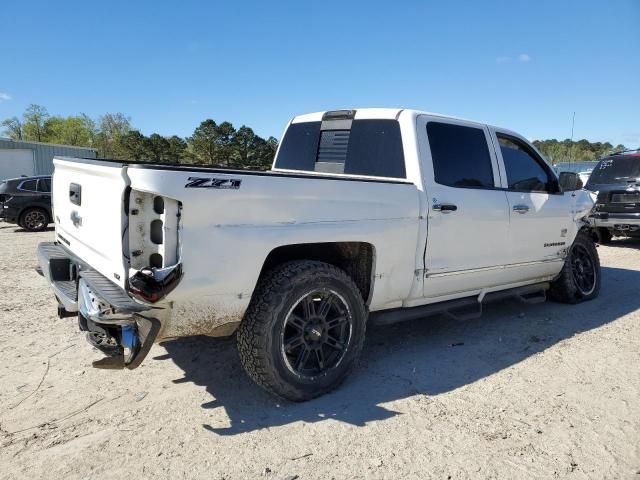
128, 264, 183, 304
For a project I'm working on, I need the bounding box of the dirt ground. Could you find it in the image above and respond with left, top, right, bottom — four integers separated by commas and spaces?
0, 223, 639, 480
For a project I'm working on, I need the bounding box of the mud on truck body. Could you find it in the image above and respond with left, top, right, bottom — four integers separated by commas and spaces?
38, 109, 599, 400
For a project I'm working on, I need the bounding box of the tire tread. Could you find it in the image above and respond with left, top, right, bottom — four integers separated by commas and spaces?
549, 229, 601, 304
237, 260, 366, 401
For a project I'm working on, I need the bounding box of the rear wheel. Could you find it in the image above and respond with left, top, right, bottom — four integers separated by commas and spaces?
20, 208, 49, 232
549, 230, 601, 304
237, 260, 367, 401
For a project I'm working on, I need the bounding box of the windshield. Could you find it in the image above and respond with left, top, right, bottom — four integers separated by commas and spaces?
587, 155, 640, 185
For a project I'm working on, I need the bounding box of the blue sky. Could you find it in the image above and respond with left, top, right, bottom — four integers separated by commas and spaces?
1, 0, 638, 146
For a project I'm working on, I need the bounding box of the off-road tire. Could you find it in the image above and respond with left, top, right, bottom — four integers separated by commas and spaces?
19, 207, 49, 232
595, 227, 612, 244
549, 230, 601, 304
237, 260, 367, 401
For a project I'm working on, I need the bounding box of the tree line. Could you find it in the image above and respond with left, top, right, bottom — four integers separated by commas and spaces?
2, 104, 631, 168
1, 104, 278, 169
532, 138, 628, 164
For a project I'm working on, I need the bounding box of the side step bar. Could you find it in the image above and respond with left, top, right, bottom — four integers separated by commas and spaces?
370, 282, 549, 326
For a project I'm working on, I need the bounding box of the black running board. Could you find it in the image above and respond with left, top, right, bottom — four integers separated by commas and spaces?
369, 282, 549, 326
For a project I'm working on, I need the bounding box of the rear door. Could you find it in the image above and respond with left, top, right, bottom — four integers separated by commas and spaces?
53, 158, 130, 288
418, 116, 510, 298
489, 129, 572, 272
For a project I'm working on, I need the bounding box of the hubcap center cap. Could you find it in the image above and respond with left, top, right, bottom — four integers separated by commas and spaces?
305, 321, 325, 344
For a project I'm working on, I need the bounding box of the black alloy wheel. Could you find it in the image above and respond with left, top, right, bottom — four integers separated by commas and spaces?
281, 289, 352, 377
237, 260, 367, 401
549, 230, 601, 304
22, 208, 48, 232
570, 244, 597, 296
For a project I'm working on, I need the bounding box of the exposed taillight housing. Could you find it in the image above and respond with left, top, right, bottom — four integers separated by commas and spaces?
128, 264, 183, 304
126, 190, 182, 302
127, 190, 181, 270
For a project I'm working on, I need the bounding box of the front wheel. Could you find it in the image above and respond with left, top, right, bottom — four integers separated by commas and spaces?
549, 230, 601, 304
237, 260, 367, 401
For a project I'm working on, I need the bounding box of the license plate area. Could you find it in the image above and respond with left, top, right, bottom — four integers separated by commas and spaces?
611, 193, 640, 203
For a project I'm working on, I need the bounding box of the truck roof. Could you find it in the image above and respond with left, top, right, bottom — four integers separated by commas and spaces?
291, 108, 486, 127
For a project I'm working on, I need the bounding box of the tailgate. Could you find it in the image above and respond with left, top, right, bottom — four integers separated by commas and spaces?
53, 158, 130, 288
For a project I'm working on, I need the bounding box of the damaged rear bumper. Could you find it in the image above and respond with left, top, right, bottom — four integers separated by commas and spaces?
36, 241, 178, 369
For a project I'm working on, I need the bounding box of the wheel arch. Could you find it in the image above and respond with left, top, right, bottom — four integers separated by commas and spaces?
257, 241, 376, 305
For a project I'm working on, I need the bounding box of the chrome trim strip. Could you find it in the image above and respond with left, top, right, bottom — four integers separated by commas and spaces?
425, 258, 563, 278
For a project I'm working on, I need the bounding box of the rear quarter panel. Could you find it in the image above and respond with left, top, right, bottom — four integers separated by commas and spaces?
126, 167, 420, 337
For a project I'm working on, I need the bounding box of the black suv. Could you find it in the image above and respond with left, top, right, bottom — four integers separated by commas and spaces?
586, 151, 640, 243
0, 175, 52, 232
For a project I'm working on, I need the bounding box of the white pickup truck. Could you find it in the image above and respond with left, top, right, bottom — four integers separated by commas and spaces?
38, 108, 599, 400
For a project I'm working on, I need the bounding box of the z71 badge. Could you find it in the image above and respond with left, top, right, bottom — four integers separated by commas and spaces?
185, 177, 242, 189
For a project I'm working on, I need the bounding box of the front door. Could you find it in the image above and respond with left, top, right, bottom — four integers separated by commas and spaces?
418, 116, 511, 298
490, 130, 572, 277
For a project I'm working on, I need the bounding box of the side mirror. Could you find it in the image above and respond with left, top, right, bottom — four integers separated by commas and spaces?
558, 171, 583, 192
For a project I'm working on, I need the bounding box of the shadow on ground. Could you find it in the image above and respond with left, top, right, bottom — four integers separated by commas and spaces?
606, 237, 640, 250
158, 266, 640, 435
0, 224, 54, 232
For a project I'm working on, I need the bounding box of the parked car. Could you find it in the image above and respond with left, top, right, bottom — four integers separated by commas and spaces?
37, 109, 599, 401
586, 150, 640, 243
0, 175, 52, 232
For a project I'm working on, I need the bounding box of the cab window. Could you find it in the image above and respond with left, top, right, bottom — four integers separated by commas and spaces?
274, 120, 406, 179
426, 122, 495, 188
498, 135, 555, 193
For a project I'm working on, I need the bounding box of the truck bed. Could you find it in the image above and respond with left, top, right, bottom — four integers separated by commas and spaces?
51, 156, 421, 338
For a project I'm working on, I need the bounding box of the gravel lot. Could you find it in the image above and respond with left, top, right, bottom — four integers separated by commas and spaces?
1, 223, 639, 479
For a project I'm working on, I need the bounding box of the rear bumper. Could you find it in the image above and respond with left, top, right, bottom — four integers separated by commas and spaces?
37, 241, 162, 369
589, 212, 640, 230
0, 205, 19, 223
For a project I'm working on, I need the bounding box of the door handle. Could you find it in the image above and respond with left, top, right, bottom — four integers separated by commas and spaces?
512, 204, 530, 214
432, 203, 458, 213
69, 183, 82, 206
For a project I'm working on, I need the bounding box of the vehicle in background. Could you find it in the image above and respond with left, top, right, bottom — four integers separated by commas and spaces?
586, 150, 640, 243
0, 175, 52, 232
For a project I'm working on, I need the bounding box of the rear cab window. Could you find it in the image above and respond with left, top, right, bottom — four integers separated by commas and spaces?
274, 116, 406, 179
